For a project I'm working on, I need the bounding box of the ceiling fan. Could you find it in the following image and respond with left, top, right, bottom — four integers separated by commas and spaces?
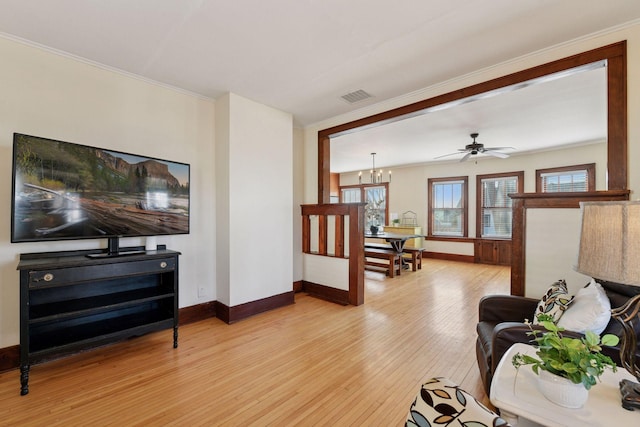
435, 133, 514, 162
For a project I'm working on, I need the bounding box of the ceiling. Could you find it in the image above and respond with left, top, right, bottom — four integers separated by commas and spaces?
331, 64, 608, 172
0, 1, 638, 170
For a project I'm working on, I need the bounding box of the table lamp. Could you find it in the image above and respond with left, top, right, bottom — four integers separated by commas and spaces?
575, 201, 640, 411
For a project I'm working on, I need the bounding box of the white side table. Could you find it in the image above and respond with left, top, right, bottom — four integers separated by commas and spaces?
490, 343, 639, 427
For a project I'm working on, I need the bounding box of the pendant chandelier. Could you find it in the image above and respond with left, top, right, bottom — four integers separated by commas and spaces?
359, 152, 391, 184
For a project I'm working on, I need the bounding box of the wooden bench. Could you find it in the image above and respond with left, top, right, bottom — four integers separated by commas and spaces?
364, 242, 393, 250
402, 247, 425, 271
364, 248, 401, 278
366, 242, 421, 272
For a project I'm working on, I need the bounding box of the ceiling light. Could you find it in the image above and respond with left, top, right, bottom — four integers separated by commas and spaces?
359, 152, 390, 184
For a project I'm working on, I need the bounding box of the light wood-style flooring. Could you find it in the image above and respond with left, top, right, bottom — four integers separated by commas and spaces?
0, 259, 510, 426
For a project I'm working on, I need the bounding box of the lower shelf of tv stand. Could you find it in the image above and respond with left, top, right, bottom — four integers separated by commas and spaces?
18, 247, 180, 395
30, 310, 175, 355
30, 288, 175, 322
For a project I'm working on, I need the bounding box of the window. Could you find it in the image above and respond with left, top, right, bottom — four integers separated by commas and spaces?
477, 172, 524, 239
536, 163, 595, 193
339, 183, 388, 228
428, 177, 468, 237
363, 185, 386, 228
340, 187, 361, 203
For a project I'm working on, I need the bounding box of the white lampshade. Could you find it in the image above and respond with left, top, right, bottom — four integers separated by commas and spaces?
575, 201, 640, 285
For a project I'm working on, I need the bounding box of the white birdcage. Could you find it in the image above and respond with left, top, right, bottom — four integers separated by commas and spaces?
401, 210, 417, 226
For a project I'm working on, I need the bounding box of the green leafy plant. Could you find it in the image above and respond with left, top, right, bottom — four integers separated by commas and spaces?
512, 314, 620, 390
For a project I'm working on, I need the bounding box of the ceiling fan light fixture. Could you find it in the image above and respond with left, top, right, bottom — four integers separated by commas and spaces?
435, 132, 513, 161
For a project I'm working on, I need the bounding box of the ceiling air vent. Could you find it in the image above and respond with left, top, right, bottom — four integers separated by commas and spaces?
340, 89, 373, 104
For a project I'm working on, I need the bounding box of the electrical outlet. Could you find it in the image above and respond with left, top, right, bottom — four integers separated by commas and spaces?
197, 286, 206, 298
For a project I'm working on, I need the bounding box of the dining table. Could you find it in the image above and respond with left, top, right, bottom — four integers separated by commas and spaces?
364, 231, 420, 269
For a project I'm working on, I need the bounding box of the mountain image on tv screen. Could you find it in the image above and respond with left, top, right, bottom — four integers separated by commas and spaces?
12, 133, 190, 242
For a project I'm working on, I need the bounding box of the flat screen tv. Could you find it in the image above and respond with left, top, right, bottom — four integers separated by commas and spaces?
11, 133, 190, 254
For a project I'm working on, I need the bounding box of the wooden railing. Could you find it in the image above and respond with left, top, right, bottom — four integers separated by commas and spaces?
301, 203, 366, 305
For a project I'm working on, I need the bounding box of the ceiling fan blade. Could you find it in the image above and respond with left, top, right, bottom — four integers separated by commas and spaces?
459, 152, 472, 162
484, 150, 510, 159
434, 151, 465, 159
483, 147, 515, 151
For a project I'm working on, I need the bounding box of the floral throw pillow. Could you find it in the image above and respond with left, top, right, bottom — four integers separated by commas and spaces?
533, 279, 573, 324
406, 377, 511, 427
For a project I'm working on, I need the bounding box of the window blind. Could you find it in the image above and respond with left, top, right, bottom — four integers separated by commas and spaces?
481, 176, 518, 238
540, 170, 588, 192
432, 180, 464, 236
341, 188, 361, 203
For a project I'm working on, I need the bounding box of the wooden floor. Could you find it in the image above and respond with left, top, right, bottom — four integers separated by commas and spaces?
0, 259, 510, 426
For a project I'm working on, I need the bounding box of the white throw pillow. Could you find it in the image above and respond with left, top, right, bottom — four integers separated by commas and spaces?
557, 279, 611, 335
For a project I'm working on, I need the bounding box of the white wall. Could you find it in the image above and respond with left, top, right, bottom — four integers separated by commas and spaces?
303, 254, 349, 291
292, 127, 305, 282
0, 37, 216, 348
525, 209, 591, 298
215, 95, 231, 305
218, 93, 293, 306
302, 22, 640, 295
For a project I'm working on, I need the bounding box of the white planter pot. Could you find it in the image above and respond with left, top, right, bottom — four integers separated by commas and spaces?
537, 369, 589, 408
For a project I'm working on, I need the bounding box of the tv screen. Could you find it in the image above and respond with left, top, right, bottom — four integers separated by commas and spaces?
11, 133, 190, 243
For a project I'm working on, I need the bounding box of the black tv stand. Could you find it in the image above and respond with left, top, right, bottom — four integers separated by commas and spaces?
17, 246, 180, 395
85, 250, 147, 259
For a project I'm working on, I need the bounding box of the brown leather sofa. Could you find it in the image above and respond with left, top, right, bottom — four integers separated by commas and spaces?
476, 280, 640, 394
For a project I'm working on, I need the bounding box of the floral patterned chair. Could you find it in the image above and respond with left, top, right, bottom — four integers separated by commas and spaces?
405, 377, 510, 427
